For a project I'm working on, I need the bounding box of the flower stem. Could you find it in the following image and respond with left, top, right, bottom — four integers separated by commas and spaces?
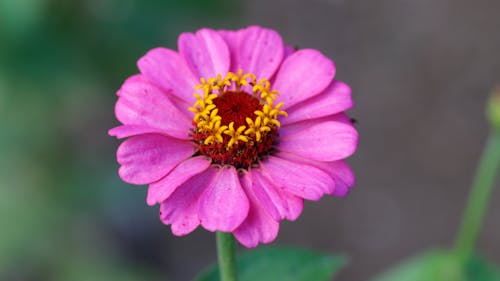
454, 130, 500, 261
216, 232, 238, 281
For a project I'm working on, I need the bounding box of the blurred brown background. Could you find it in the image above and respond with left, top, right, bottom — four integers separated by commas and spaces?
1, 0, 499, 280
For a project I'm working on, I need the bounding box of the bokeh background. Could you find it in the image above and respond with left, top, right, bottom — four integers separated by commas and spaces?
1, 0, 499, 280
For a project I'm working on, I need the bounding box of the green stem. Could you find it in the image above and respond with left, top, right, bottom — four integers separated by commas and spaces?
216, 232, 238, 281
454, 130, 500, 261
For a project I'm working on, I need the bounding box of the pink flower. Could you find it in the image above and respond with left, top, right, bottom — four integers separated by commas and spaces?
109, 26, 358, 248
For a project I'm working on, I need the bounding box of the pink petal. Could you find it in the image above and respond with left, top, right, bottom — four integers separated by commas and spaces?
235, 26, 284, 79
116, 74, 149, 89
327, 112, 353, 124
282, 81, 353, 126
160, 168, 217, 236
108, 124, 165, 139
178, 28, 230, 79
284, 45, 296, 59
199, 166, 249, 232
278, 117, 358, 162
250, 169, 304, 221
117, 74, 192, 115
137, 47, 198, 104
117, 134, 194, 185
233, 172, 279, 248
320, 160, 355, 197
276, 152, 355, 196
147, 156, 212, 206
217, 30, 239, 71
259, 156, 334, 201
274, 49, 335, 109
114, 79, 191, 139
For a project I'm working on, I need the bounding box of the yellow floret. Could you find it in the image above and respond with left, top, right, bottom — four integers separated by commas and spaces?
224, 122, 248, 148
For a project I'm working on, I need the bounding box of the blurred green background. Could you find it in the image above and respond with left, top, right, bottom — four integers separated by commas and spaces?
1, 0, 499, 281
0, 0, 240, 280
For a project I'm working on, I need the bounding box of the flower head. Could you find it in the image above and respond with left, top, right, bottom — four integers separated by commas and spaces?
109, 26, 358, 248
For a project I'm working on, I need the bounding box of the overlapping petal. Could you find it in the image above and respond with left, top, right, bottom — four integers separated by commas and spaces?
233, 173, 279, 248
216, 30, 238, 69
274, 49, 336, 109
278, 117, 358, 162
199, 167, 250, 232
179, 28, 230, 79
114, 78, 192, 139
276, 151, 355, 196
137, 47, 198, 104
218, 26, 284, 79
117, 134, 194, 185
108, 124, 166, 139
250, 168, 304, 221
318, 160, 355, 197
259, 156, 334, 201
282, 81, 353, 125
160, 168, 217, 236
147, 156, 212, 206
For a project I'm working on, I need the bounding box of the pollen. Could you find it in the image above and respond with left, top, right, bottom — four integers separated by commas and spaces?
189, 70, 287, 169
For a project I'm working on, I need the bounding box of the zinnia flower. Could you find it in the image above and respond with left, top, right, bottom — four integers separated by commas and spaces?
109, 26, 358, 248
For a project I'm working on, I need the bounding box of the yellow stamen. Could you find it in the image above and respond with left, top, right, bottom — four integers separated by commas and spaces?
245, 116, 272, 142
203, 118, 227, 145
224, 122, 248, 148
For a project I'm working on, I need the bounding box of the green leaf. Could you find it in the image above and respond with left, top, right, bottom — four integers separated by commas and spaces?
371, 249, 500, 281
195, 247, 347, 281
371, 250, 465, 281
465, 255, 500, 281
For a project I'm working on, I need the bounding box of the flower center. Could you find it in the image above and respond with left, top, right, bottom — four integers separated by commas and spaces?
189, 70, 287, 169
